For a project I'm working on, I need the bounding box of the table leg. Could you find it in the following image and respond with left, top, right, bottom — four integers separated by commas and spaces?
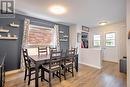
75, 55, 78, 72
35, 63, 39, 87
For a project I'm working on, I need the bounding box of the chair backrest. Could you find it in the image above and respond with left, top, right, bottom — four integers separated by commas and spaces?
67, 49, 75, 57
71, 47, 78, 55
49, 47, 57, 54
38, 46, 48, 55
22, 48, 31, 68
64, 49, 75, 65
49, 50, 62, 69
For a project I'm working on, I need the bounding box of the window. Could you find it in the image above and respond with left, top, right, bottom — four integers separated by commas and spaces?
93, 35, 101, 46
105, 33, 115, 46
27, 25, 56, 46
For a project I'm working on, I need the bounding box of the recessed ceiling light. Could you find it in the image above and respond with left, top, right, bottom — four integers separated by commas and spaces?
49, 5, 66, 15
99, 21, 108, 26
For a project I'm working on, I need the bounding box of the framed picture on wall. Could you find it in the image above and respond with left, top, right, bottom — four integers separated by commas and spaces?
82, 26, 89, 32
128, 30, 130, 39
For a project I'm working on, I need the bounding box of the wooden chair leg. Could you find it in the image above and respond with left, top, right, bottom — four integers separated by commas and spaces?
52, 72, 55, 78
49, 72, 52, 87
59, 69, 61, 82
64, 68, 66, 80
68, 67, 70, 72
28, 70, 31, 85
72, 65, 74, 77
24, 69, 27, 81
41, 69, 44, 81
43, 70, 45, 79
56, 71, 58, 75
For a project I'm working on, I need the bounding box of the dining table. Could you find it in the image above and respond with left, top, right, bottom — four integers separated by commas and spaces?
29, 53, 78, 87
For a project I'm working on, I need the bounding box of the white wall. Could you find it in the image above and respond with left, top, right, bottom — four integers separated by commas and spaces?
69, 24, 103, 68
69, 25, 78, 48
79, 48, 102, 69
89, 22, 126, 62
69, 22, 126, 64
127, 0, 130, 86
69, 24, 82, 53
69, 24, 82, 63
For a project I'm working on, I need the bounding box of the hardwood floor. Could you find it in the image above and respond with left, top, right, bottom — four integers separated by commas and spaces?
5, 61, 126, 87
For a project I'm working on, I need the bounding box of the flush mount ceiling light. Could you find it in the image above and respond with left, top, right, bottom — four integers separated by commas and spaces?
99, 21, 108, 26
49, 5, 66, 15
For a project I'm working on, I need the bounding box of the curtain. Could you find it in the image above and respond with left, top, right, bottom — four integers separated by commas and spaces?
20, 18, 30, 70
22, 18, 30, 48
54, 25, 60, 51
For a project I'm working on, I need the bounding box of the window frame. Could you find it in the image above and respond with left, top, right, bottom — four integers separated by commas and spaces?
105, 32, 116, 47
93, 34, 101, 47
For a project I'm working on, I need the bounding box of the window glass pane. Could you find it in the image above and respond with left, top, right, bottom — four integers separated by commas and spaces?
94, 35, 100, 40
94, 41, 100, 46
106, 40, 115, 46
106, 33, 115, 46
93, 35, 100, 46
106, 33, 115, 40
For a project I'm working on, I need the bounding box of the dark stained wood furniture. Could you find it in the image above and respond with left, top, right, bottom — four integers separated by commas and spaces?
71, 47, 78, 55
49, 47, 57, 54
0, 55, 5, 87
22, 48, 42, 85
62, 49, 75, 80
28, 52, 78, 87
71, 47, 78, 72
42, 50, 62, 87
38, 47, 48, 55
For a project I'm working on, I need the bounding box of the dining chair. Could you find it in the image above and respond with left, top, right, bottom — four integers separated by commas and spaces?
22, 48, 42, 85
71, 47, 78, 55
41, 50, 62, 87
49, 47, 57, 54
62, 49, 75, 80
38, 46, 48, 55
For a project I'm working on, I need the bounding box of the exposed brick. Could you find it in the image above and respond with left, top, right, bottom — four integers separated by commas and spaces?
28, 28, 53, 45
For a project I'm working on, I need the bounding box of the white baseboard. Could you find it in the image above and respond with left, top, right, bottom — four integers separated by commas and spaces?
103, 59, 119, 63
79, 61, 102, 69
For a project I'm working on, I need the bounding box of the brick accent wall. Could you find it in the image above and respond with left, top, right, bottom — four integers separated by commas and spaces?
27, 28, 53, 46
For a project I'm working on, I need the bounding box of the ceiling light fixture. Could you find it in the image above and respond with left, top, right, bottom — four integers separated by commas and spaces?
99, 21, 108, 26
49, 5, 66, 15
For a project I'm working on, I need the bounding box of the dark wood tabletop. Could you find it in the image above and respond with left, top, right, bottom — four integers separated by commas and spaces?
29, 55, 50, 62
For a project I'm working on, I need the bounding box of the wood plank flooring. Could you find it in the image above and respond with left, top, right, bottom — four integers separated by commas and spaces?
5, 61, 126, 87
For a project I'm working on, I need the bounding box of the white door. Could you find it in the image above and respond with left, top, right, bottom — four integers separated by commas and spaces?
103, 32, 119, 62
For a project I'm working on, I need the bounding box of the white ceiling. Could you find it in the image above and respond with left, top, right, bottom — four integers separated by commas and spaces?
15, 0, 126, 27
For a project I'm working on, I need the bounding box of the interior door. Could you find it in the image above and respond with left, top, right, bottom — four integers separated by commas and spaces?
103, 32, 119, 62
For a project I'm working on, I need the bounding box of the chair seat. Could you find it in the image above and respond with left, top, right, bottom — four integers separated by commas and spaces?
30, 63, 35, 67
61, 61, 73, 68
42, 65, 61, 71
28, 63, 42, 70
25, 63, 35, 70
66, 62, 73, 65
